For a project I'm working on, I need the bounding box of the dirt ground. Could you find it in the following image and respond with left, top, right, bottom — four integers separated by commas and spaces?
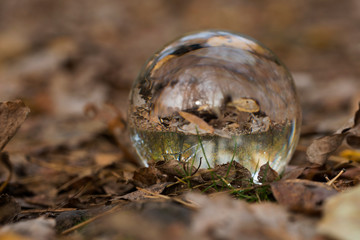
0, 1, 360, 239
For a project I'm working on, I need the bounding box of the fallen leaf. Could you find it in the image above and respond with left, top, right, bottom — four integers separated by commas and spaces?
227, 97, 260, 113
133, 166, 163, 187
298, 165, 327, 181
94, 153, 121, 167
249, 202, 317, 240
271, 179, 338, 214
339, 149, 360, 162
0, 194, 20, 224
345, 134, 360, 149
344, 104, 360, 148
341, 167, 360, 182
354, 103, 360, 126
187, 192, 317, 240
178, 111, 214, 134
0, 217, 55, 240
0, 152, 12, 193
306, 134, 345, 165
200, 162, 251, 187
306, 103, 360, 165
81, 206, 190, 240
257, 162, 279, 183
135, 200, 192, 225
317, 184, 360, 240
155, 159, 196, 179
0, 100, 30, 151
282, 166, 306, 180
55, 209, 93, 233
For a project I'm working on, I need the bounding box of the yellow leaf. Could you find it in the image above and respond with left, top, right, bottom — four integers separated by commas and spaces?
227, 98, 260, 113
339, 149, 360, 162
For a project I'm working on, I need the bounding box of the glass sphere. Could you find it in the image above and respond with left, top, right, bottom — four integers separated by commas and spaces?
128, 30, 301, 179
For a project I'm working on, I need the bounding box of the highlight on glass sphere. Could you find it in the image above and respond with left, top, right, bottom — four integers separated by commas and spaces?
128, 30, 301, 179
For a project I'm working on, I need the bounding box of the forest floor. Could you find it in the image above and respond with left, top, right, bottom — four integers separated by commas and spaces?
1, 1, 360, 239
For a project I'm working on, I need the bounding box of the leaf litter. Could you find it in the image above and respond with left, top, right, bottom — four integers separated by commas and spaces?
1, 1, 360, 239
1, 98, 360, 239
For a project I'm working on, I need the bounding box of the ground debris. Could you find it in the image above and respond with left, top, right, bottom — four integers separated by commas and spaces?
307, 103, 360, 165
0, 100, 30, 151
0, 1, 359, 239
187, 192, 317, 240
133, 166, 165, 187
317, 184, 360, 240
0, 194, 20, 224
0, 217, 55, 240
115, 182, 170, 202
271, 179, 338, 214
257, 162, 279, 183
306, 134, 346, 165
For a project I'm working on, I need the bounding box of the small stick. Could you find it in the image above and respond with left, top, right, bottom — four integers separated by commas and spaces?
174, 176, 189, 185
324, 175, 340, 191
61, 205, 122, 235
326, 169, 346, 186
255, 191, 261, 203
21, 208, 78, 214
136, 187, 199, 210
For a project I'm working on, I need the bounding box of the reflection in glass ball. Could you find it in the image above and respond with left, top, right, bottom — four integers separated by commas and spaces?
128, 30, 301, 179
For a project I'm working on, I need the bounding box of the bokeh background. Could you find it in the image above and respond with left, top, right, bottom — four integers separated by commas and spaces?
0, 0, 359, 149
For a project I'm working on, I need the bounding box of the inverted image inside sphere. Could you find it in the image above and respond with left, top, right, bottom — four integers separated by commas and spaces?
128, 30, 301, 179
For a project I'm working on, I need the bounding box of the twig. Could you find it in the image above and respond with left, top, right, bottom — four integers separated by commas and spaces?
56, 182, 91, 209
255, 191, 261, 203
174, 176, 189, 185
136, 187, 199, 210
324, 175, 340, 191
21, 208, 78, 214
326, 169, 346, 186
61, 204, 122, 235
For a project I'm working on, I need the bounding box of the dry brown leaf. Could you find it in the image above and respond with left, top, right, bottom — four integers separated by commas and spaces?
0, 100, 30, 151
199, 162, 251, 187
341, 167, 360, 182
0, 152, 12, 193
306, 103, 360, 165
178, 111, 214, 134
80, 205, 190, 240
257, 162, 279, 183
317, 184, 360, 240
345, 103, 360, 148
282, 166, 306, 180
271, 179, 338, 214
0, 194, 20, 224
155, 159, 196, 179
200, 164, 231, 182
299, 165, 327, 181
133, 166, 164, 188
346, 134, 360, 149
187, 192, 316, 240
306, 134, 345, 165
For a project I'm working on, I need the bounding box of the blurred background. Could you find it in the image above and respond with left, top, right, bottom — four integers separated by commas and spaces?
0, 0, 359, 149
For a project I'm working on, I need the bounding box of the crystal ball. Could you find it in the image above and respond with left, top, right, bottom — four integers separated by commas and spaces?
128, 30, 301, 178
